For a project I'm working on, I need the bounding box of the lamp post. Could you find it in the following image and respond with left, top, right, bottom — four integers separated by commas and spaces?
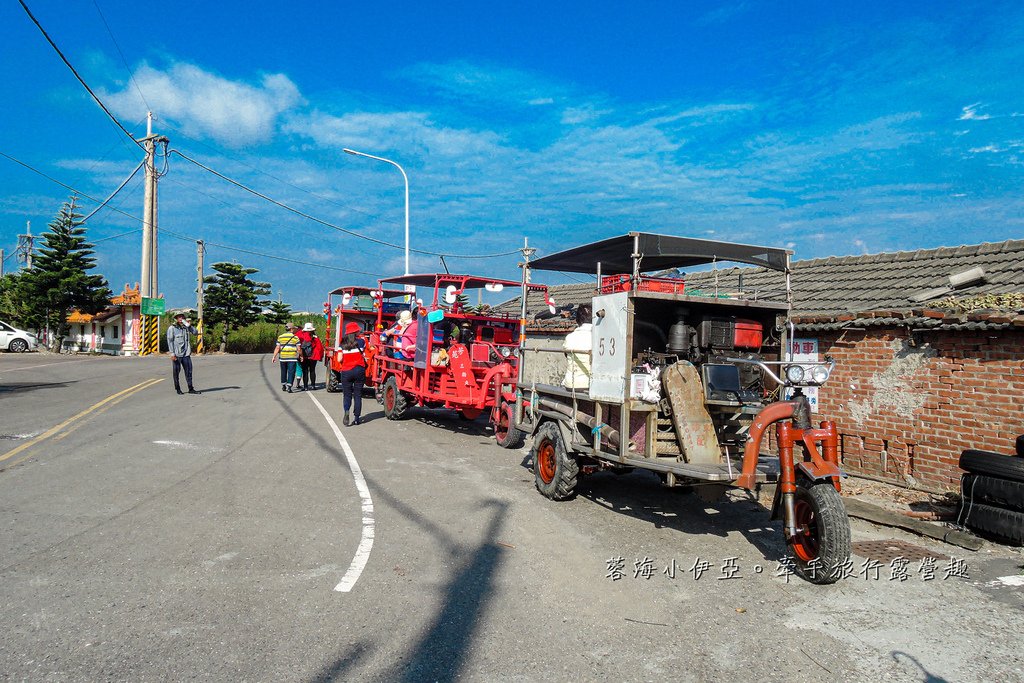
343, 148, 410, 275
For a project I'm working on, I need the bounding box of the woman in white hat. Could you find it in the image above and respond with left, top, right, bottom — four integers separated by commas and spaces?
383, 309, 414, 358
296, 322, 324, 390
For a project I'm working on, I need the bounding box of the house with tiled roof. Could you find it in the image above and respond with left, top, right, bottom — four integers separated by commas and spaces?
498, 238, 1024, 490
62, 283, 143, 355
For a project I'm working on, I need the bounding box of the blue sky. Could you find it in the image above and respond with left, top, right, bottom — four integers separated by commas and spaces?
1, 0, 1022, 309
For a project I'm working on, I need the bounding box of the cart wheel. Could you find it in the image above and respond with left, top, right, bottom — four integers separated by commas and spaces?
532, 421, 578, 500
326, 370, 339, 393
494, 402, 525, 450
383, 376, 408, 420
788, 480, 851, 585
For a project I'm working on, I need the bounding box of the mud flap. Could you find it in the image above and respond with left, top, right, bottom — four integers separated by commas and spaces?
661, 361, 721, 463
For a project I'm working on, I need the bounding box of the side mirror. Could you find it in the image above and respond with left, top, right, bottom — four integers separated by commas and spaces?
546, 295, 557, 316
342, 293, 352, 306
484, 282, 504, 293
444, 285, 458, 304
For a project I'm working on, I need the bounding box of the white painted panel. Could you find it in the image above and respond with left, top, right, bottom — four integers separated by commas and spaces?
590, 291, 630, 401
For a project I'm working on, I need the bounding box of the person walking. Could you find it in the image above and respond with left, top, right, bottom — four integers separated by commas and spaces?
167, 312, 201, 395
296, 322, 324, 391
272, 322, 301, 392
338, 333, 366, 425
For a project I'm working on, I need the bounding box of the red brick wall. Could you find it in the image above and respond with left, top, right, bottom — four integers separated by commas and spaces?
812, 326, 1024, 490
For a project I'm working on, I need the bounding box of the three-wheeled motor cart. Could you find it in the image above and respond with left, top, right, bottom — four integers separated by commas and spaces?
513, 232, 852, 584
370, 273, 551, 446
323, 286, 409, 393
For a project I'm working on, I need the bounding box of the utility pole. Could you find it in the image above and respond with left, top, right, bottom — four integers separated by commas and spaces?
196, 239, 205, 354
139, 112, 168, 299
0, 249, 4, 277
16, 221, 34, 270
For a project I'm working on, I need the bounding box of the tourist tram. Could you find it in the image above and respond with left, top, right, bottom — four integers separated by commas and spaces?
509, 232, 851, 583
368, 273, 551, 446
323, 285, 408, 392
352, 232, 851, 584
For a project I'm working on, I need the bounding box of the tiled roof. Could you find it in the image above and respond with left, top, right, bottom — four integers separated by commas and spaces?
496, 239, 1024, 331
111, 285, 141, 306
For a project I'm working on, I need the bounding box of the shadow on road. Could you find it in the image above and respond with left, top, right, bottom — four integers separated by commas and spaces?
259, 356, 510, 683
0, 380, 73, 395
518, 450, 785, 563
892, 652, 950, 682
194, 385, 241, 393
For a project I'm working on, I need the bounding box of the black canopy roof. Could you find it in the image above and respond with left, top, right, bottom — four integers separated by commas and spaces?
530, 232, 791, 275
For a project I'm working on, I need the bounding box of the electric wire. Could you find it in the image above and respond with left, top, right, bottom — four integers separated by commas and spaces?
91, 0, 149, 111
0, 150, 138, 218
82, 159, 145, 222
160, 229, 377, 276
158, 120, 391, 224
93, 228, 141, 244
17, 0, 143, 149
169, 149, 522, 260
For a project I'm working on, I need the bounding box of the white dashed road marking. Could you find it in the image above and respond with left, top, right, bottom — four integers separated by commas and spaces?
308, 393, 375, 593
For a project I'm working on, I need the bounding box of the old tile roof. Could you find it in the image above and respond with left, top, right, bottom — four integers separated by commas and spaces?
111, 284, 141, 306
497, 239, 1024, 332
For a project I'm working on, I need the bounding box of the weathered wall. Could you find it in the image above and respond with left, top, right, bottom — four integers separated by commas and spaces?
814, 326, 1024, 490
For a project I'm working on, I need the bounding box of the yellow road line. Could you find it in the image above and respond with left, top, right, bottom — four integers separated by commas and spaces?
0, 378, 164, 465
50, 380, 160, 444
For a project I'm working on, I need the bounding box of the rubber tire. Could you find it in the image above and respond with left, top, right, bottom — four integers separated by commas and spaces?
959, 450, 1024, 483
1016, 434, 1024, 457
326, 369, 340, 393
961, 503, 1024, 545
961, 474, 1024, 513
532, 421, 578, 501
8, 338, 28, 353
788, 481, 852, 585
494, 402, 526, 450
382, 376, 408, 420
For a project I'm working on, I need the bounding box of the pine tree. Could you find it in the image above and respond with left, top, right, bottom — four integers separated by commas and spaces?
17, 197, 111, 350
203, 262, 271, 351
264, 299, 292, 325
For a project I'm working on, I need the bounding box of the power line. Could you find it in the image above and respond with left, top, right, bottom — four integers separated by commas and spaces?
17, 0, 143, 150
82, 158, 145, 222
160, 229, 378, 276
0, 150, 139, 218
91, 0, 149, 111
93, 228, 141, 244
169, 149, 522, 260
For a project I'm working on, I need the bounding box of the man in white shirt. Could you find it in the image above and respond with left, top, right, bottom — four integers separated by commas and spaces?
563, 303, 593, 390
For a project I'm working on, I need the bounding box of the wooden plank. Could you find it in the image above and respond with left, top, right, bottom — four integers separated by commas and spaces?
843, 498, 984, 551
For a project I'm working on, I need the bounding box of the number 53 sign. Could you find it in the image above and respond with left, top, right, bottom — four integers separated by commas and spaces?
590, 291, 629, 401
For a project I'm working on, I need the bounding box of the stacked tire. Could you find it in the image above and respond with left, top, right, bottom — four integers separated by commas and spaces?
959, 435, 1024, 545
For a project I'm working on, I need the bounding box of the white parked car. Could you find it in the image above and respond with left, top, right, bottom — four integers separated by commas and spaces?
0, 320, 38, 352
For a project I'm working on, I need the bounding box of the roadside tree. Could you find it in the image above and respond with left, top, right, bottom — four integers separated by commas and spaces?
264, 299, 292, 325
203, 262, 271, 351
16, 197, 111, 351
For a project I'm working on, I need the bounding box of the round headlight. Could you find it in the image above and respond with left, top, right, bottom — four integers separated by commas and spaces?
785, 365, 805, 383
511, 347, 519, 358
500, 346, 512, 358
811, 364, 831, 384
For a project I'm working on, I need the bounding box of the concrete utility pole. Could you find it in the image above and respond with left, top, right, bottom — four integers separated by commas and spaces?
139, 112, 168, 298
0, 249, 4, 277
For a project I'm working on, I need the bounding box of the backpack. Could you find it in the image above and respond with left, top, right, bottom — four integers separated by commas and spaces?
301, 339, 314, 357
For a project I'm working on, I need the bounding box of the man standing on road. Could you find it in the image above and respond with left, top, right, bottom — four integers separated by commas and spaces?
167, 312, 201, 395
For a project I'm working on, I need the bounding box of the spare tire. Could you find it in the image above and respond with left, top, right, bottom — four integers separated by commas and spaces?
962, 474, 1024, 513
959, 450, 1024, 483
1017, 434, 1024, 457
961, 502, 1024, 545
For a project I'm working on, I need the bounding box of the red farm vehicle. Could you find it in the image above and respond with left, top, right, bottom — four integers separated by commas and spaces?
323, 286, 410, 393
370, 273, 551, 445
511, 232, 852, 584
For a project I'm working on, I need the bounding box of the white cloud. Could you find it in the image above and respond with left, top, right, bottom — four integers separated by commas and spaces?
398, 61, 570, 109
959, 103, 992, 121
283, 110, 504, 158
103, 62, 302, 146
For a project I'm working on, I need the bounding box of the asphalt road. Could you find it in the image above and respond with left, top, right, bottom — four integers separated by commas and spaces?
1, 353, 1023, 682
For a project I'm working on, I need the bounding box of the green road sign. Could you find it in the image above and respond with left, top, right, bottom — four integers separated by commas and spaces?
141, 297, 165, 316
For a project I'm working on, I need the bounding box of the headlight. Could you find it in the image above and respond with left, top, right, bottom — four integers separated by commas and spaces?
810, 364, 831, 384
785, 365, 805, 383
511, 347, 519, 358
500, 346, 512, 358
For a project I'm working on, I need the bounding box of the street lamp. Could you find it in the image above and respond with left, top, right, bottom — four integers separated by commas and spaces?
343, 148, 410, 275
